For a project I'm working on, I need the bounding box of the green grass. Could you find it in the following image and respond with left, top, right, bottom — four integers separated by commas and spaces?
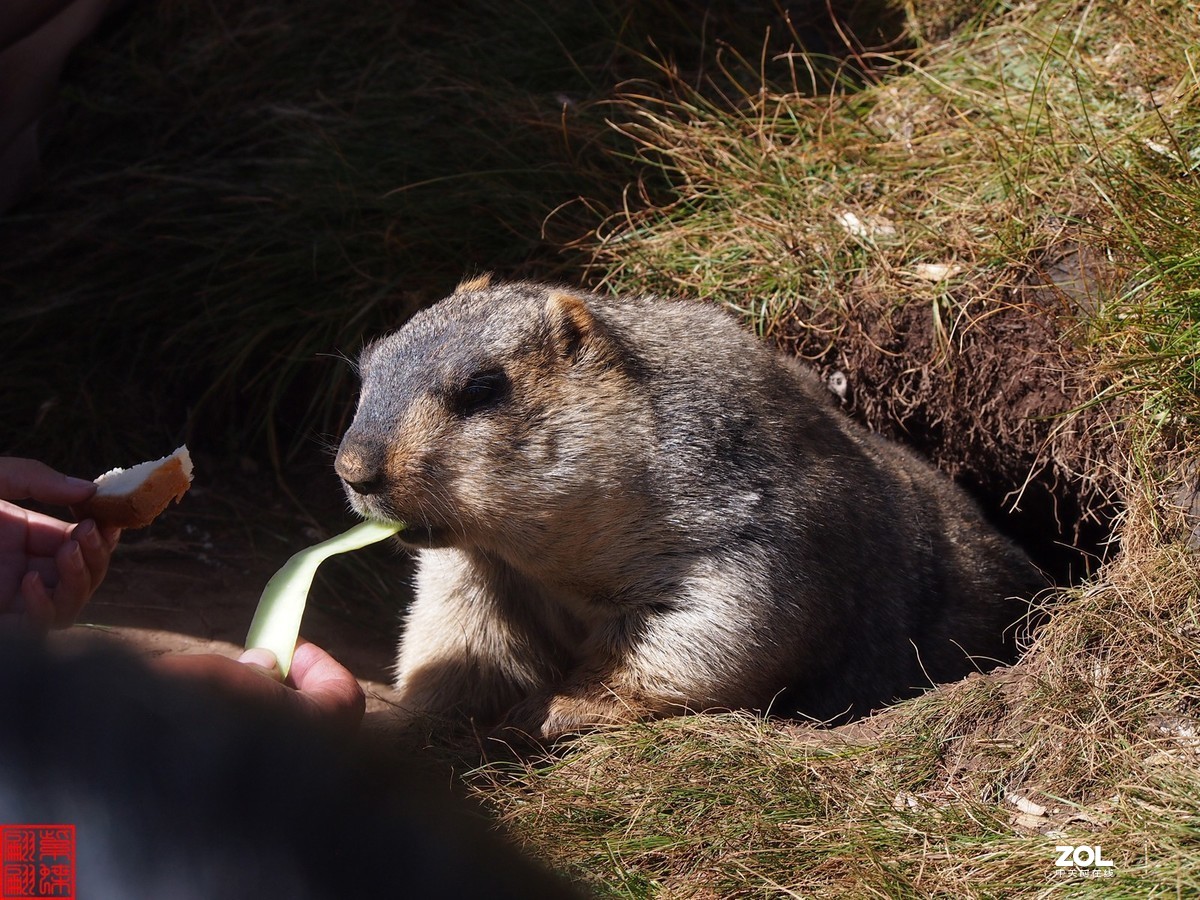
587, 1, 1196, 324
1088, 158, 1200, 440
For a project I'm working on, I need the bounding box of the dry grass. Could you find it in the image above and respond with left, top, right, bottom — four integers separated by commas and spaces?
473, 500, 1200, 896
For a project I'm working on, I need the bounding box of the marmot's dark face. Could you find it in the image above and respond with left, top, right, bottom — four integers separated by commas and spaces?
335, 279, 647, 559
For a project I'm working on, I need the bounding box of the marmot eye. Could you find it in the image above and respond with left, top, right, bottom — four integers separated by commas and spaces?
455, 370, 509, 415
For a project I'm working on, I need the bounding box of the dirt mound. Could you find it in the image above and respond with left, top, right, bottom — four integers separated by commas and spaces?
778, 256, 1125, 583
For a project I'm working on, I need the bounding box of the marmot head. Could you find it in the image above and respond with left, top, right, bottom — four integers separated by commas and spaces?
335, 276, 648, 556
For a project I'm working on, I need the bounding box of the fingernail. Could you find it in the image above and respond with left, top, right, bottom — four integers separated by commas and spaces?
238, 648, 279, 671
65, 476, 96, 491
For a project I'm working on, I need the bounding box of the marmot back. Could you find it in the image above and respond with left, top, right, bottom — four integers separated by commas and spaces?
337, 276, 1045, 737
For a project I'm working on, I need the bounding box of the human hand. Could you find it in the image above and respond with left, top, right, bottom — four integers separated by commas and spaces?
153, 639, 366, 734
0, 457, 120, 631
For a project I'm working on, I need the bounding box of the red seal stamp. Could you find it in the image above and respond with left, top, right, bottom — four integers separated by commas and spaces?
0, 826, 75, 900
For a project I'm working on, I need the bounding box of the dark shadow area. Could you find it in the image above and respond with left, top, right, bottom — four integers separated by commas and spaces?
1, 0, 915, 475
0, 635, 584, 898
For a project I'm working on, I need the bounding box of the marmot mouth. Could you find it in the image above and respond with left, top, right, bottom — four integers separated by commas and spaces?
345, 494, 453, 548
394, 521, 452, 548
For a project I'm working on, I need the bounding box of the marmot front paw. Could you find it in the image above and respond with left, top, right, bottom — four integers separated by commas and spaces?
496, 691, 641, 742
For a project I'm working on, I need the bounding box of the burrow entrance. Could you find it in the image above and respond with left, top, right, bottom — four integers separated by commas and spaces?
779, 280, 1124, 589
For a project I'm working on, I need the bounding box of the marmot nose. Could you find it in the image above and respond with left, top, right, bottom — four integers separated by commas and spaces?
335, 440, 386, 496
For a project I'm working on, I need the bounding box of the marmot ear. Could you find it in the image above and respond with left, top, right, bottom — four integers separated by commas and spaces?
545, 290, 603, 362
454, 272, 493, 294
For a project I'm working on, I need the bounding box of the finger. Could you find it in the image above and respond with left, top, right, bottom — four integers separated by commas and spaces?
15, 505, 78, 558
71, 519, 117, 596
0, 458, 96, 505
97, 523, 122, 551
20, 571, 54, 633
155, 653, 293, 707
287, 640, 366, 732
28, 555, 58, 587
177, 651, 350, 728
49, 539, 91, 627
153, 647, 364, 734
237, 647, 283, 681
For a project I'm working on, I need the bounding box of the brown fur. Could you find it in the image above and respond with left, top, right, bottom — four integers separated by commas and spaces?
336, 280, 1046, 739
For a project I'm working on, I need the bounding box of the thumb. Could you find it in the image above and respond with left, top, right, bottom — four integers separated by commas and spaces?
0, 458, 96, 505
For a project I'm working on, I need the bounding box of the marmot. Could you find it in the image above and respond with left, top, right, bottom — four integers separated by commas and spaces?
336, 275, 1044, 738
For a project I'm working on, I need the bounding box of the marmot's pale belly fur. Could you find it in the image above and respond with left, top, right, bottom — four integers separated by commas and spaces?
336, 276, 1045, 738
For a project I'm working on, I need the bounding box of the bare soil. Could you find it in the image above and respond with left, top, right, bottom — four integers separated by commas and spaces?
779, 252, 1126, 583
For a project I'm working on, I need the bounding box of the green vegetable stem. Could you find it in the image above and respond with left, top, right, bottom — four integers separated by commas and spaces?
245, 519, 402, 677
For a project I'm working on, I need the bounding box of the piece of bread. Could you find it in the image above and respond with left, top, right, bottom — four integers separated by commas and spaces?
72, 446, 194, 529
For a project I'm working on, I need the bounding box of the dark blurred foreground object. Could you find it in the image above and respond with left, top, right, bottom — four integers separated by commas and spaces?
0, 0, 127, 212
0, 636, 585, 899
